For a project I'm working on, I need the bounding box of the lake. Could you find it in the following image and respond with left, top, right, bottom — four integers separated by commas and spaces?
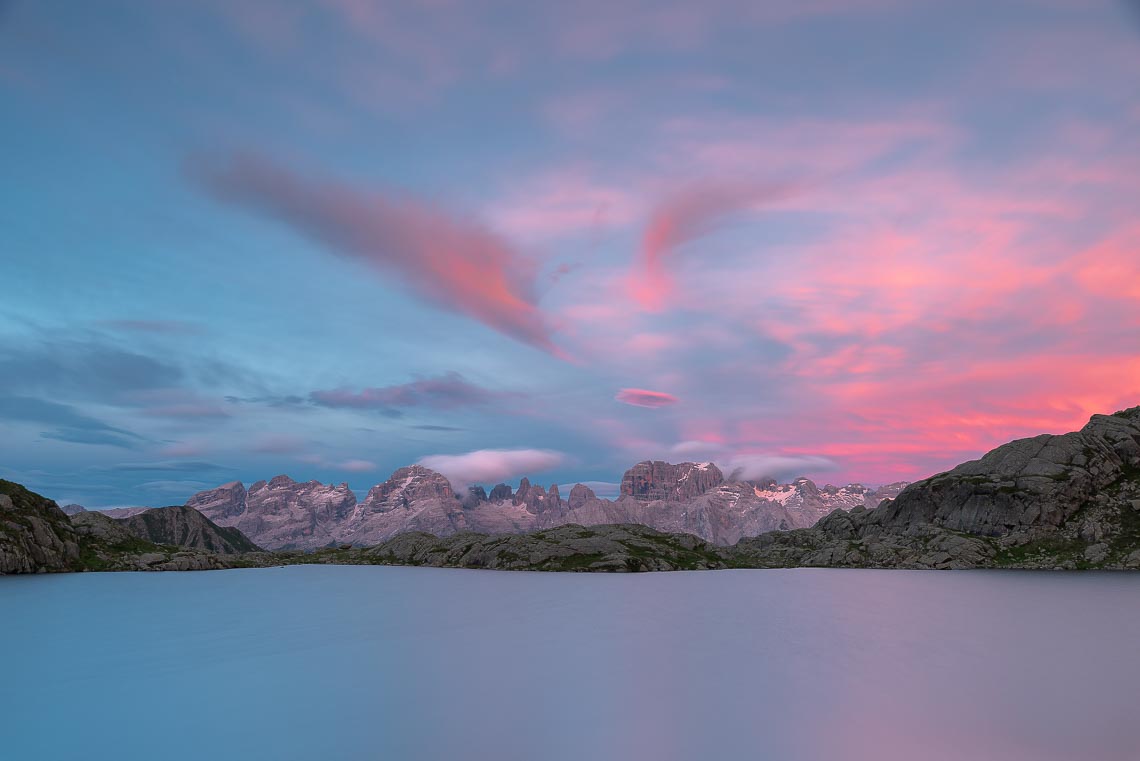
2, 567, 1138, 761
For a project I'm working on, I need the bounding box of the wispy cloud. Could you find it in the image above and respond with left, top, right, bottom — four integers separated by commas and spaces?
0, 395, 143, 449
194, 152, 559, 353
102, 460, 229, 472
298, 454, 377, 472
95, 319, 203, 335
311, 372, 502, 411
630, 182, 791, 311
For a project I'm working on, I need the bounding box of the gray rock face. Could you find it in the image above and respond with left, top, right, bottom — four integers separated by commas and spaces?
733, 407, 1140, 570
489, 483, 512, 501
69, 510, 252, 571
71, 511, 136, 544
114, 506, 262, 554
876, 409, 1140, 535
192, 476, 356, 551
337, 466, 466, 546
620, 461, 724, 501
364, 524, 726, 572
60, 503, 87, 516
186, 481, 246, 520
567, 483, 597, 510
512, 478, 553, 514
462, 485, 488, 509
97, 507, 152, 519
0, 481, 81, 574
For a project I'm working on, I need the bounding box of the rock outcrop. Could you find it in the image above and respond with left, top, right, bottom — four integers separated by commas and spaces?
69, 511, 255, 572
114, 506, 262, 554
0, 480, 81, 574
60, 503, 87, 516
489, 483, 512, 501
567, 483, 597, 510
732, 407, 1140, 570
349, 524, 726, 572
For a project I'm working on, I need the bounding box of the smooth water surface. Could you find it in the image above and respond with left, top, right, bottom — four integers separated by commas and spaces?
2, 567, 1138, 761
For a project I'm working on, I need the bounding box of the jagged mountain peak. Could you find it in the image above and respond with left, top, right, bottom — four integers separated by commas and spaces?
621, 461, 725, 502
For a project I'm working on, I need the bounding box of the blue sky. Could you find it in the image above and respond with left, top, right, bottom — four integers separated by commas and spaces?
2, 0, 1138, 507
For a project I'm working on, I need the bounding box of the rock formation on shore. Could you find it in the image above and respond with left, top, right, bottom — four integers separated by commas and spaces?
0, 480, 82, 574
732, 407, 1140, 570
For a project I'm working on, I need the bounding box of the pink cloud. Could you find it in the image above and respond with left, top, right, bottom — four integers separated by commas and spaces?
487, 170, 642, 243
630, 182, 792, 311
615, 388, 679, 408
299, 453, 377, 472
196, 152, 559, 353
417, 448, 565, 487
337, 459, 377, 473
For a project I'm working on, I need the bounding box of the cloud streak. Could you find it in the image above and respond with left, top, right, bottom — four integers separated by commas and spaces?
615, 388, 679, 408
310, 372, 500, 411
195, 152, 558, 353
0, 395, 143, 449
630, 182, 791, 311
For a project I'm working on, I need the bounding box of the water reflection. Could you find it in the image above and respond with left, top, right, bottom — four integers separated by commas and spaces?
2, 568, 1138, 761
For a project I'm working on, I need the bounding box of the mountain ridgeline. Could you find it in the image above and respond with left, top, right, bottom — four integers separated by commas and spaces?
183, 462, 908, 551
3, 405, 1140, 574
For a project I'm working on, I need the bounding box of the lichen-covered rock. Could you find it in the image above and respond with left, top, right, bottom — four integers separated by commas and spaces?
363, 524, 728, 572
0, 481, 81, 574
730, 408, 1140, 570
875, 408, 1140, 536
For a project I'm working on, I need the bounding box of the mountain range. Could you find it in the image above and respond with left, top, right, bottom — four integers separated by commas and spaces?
4, 405, 1140, 573
174, 462, 908, 551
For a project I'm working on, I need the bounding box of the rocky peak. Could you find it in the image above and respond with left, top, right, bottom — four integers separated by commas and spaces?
187, 480, 247, 522
362, 465, 454, 513
60, 503, 87, 515
548, 484, 561, 504
513, 479, 549, 514
567, 483, 597, 510
620, 461, 724, 502
462, 485, 487, 509
489, 483, 513, 502
268, 474, 295, 488
513, 477, 532, 505
792, 478, 821, 500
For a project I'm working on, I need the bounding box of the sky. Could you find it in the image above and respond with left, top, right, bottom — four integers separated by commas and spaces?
1, 0, 1138, 508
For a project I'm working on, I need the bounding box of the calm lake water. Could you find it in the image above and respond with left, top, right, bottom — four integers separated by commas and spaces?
2, 567, 1138, 761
